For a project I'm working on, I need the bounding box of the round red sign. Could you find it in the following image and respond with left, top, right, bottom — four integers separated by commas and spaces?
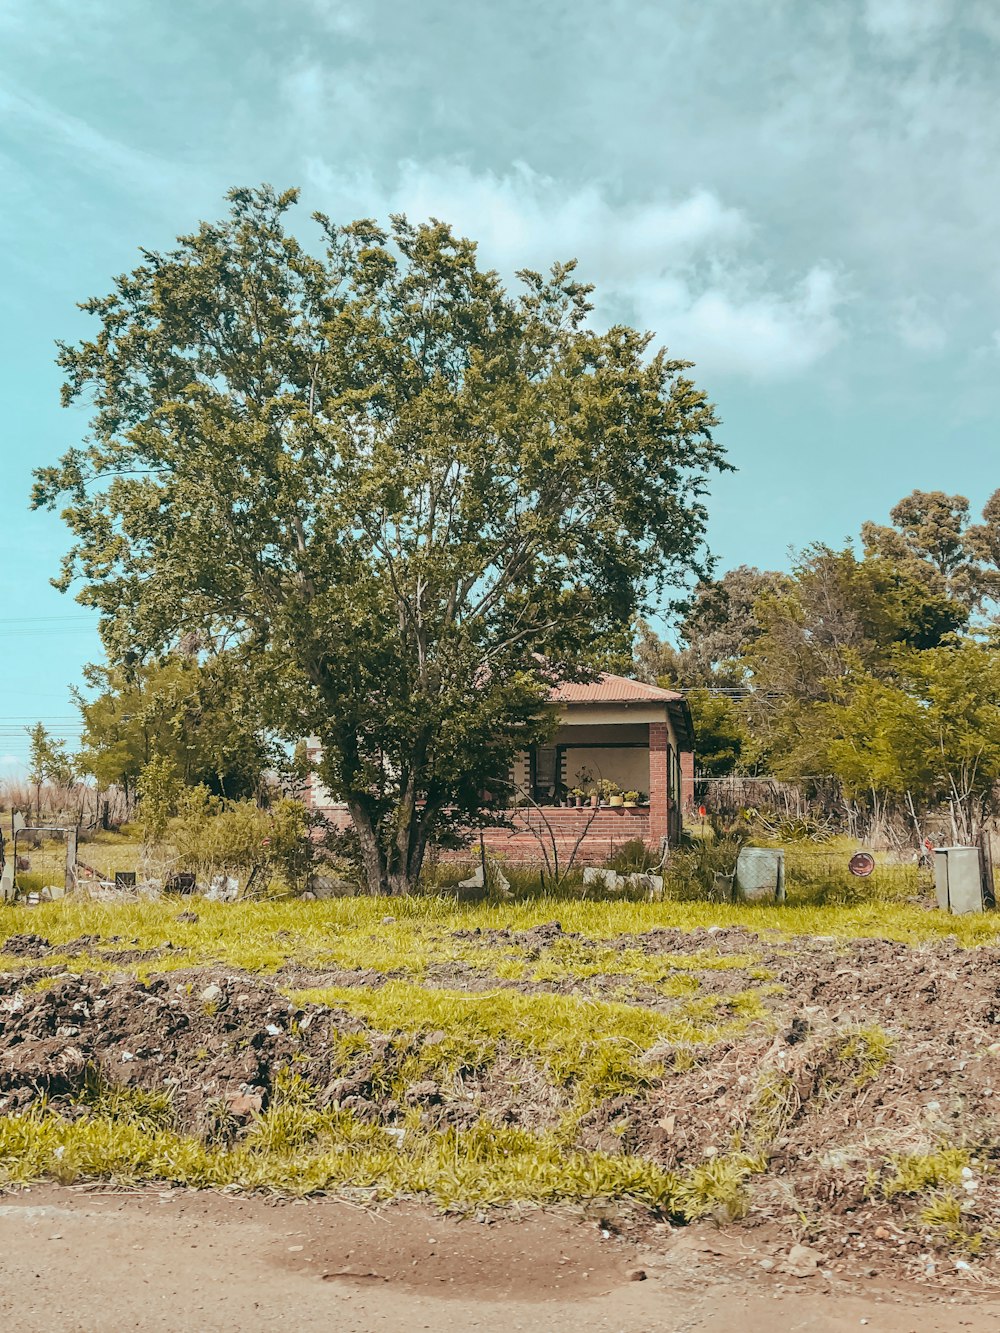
848, 851, 875, 878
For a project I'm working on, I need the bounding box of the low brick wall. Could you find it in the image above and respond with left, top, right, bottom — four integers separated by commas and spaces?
311, 803, 661, 866
447, 806, 655, 865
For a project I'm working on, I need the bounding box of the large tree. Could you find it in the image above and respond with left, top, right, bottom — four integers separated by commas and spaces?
862, 488, 1000, 612
33, 186, 727, 893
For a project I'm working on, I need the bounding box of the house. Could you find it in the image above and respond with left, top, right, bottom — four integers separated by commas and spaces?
305, 672, 695, 864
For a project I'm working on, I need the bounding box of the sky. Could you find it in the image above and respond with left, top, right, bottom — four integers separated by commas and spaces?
1, 0, 999, 772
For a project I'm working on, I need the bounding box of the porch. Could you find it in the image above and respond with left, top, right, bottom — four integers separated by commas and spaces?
305, 671, 694, 867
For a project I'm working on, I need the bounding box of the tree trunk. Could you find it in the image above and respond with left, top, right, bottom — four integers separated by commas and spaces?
386, 799, 434, 895
347, 799, 389, 895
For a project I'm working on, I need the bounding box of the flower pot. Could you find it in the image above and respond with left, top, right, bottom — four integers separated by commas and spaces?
609, 794, 624, 807
623, 800, 636, 809
590, 794, 599, 808
575, 796, 584, 808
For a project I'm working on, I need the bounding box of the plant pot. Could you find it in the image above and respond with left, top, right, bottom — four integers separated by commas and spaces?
590, 795, 599, 808
623, 800, 636, 809
609, 795, 624, 807
575, 796, 584, 808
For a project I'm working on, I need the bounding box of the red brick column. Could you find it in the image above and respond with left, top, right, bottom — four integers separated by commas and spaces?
680, 748, 695, 820
648, 721, 669, 844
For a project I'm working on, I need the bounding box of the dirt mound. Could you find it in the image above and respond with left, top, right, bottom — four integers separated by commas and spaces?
0, 971, 368, 1133
5, 928, 1000, 1281
452, 919, 577, 956
1, 934, 53, 958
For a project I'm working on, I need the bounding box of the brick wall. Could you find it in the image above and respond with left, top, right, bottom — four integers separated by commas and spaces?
648, 721, 669, 843
444, 806, 653, 865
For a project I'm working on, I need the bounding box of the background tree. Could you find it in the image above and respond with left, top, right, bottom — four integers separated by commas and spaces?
76, 652, 273, 802
809, 645, 1000, 842
677, 565, 787, 683
743, 543, 965, 777
34, 186, 728, 894
633, 569, 786, 778
25, 722, 74, 823
862, 487, 1000, 613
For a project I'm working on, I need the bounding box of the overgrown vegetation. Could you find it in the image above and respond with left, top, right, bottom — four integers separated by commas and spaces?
637, 489, 1000, 845
3, 887, 1000, 1267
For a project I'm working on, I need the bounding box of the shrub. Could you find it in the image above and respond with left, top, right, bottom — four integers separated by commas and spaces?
165, 790, 317, 889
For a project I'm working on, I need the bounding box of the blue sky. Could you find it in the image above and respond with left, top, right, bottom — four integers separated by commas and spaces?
2, 0, 999, 772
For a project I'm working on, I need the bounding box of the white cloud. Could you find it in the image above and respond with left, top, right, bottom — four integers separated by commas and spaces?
895, 298, 947, 352
861, 0, 953, 48
645, 266, 845, 378
303, 158, 846, 379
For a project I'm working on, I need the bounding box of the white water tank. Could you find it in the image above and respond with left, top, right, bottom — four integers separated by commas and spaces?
934, 847, 985, 914
735, 847, 785, 902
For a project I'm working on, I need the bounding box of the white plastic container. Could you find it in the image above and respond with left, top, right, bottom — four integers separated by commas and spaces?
735, 847, 785, 902
934, 847, 984, 914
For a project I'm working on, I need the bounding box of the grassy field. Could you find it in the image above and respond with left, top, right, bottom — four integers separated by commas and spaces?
6, 879, 1000, 981
3, 849, 1000, 1258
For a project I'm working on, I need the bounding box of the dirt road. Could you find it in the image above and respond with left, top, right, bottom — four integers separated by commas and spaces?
0, 1187, 996, 1332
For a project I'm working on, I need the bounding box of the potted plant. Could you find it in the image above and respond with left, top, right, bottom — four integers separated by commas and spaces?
570, 787, 585, 808
574, 767, 597, 808
623, 790, 640, 808
600, 779, 623, 807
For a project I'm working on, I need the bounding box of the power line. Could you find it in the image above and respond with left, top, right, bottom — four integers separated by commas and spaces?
0, 618, 96, 629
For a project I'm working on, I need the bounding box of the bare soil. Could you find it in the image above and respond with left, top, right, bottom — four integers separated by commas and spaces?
0, 1185, 997, 1332
5, 923, 1000, 1291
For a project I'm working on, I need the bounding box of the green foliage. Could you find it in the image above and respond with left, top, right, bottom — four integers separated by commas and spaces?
26, 722, 74, 796
136, 755, 182, 843
677, 566, 788, 682
663, 831, 746, 898
605, 837, 661, 874
810, 643, 1000, 838
684, 688, 746, 777
76, 654, 272, 799
862, 487, 1000, 611
33, 185, 727, 895
749, 544, 965, 712
267, 799, 319, 890
167, 789, 315, 888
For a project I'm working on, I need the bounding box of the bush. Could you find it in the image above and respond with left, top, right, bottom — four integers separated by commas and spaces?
165, 789, 318, 890
605, 838, 661, 874
663, 833, 747, 899
137, 757, 182, 843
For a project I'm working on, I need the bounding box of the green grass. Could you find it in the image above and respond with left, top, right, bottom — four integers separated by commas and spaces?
882, 1146, 971, 1198
0, 1106, 688, 1210
0, 1070, 765, 1221
2, 878, 999, 1214
288, 979, 767, 1106
5, 890, 1000, 978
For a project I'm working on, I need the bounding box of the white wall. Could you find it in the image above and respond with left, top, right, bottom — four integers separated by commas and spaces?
562, 746, 649, 797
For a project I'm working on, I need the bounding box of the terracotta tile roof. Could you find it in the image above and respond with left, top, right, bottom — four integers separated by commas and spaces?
548, 672, 683, 704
